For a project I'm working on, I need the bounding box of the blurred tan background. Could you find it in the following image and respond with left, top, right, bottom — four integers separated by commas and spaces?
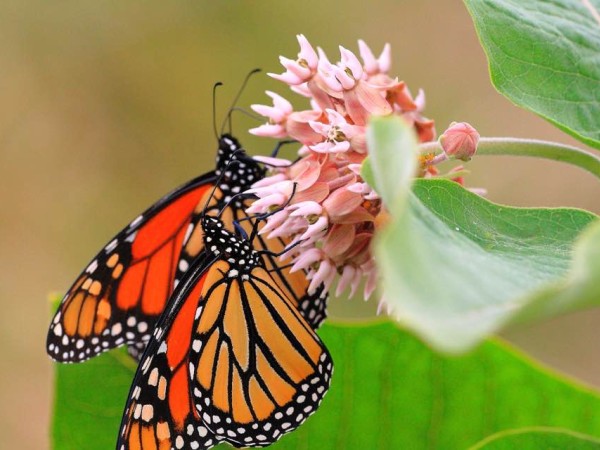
1, 1, 599, 449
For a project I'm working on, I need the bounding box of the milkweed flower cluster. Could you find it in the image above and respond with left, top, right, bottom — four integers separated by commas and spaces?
246, 35, 479, 303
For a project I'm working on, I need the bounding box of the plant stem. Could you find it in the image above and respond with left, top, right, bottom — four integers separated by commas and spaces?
419, 137, 600, 179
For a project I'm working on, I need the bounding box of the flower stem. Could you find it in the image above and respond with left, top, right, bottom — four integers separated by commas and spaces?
419, 137, 600, 179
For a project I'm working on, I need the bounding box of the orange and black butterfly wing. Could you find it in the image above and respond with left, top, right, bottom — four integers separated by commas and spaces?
232, 208, 329, 330
47, 174, 217, 363
118, 216, 332, 450
118, 255, 222, 450
188, 248, 333, 446
47, 134, 268, 363
252, 230, 328, 329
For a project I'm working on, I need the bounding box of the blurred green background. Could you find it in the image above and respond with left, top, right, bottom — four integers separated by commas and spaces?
1, 1, 599, 449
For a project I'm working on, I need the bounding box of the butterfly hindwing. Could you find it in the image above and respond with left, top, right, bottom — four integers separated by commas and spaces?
234, 208, 329, 330
188, 218, 333, 448
118, 255, 222, 450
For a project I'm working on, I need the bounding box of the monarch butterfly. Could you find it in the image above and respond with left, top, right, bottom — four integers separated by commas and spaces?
47, 134, 328, 363
118, 212, 333, 450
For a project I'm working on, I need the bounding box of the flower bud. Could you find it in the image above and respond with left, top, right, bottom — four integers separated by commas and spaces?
439, 122, 480, 161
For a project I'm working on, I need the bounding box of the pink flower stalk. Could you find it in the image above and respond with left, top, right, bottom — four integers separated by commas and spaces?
247, 36, 479, 305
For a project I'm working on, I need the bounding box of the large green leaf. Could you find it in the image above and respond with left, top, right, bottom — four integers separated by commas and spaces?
52, 350, 136, 450
471, 428, 600, 449
366, 116, 600, 353
382, 180, 599, 353
52, 321, 600, 450
464, 0, 600, 149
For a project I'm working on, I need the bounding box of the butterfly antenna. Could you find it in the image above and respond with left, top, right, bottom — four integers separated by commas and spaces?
271, 139, 299, 158
216, 189, 255, 219
221, 68, 262, 135
212, 82, 223, 141
257, 234, 306, 258
229, 106, 264, 124
265, 262, 295, 273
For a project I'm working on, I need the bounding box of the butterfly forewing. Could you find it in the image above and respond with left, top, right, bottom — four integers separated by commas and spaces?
47, 134, 269, 363
47, 175, 215, 363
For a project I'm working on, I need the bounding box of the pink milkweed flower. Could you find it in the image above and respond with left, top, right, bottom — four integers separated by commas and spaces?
289, 200, 323, 218
245, 180, 295, 214
286, 110, 324, 144
251, 91, 293, 123
316, 53, 345, 94
309, 109, 364, 153
358, 40, 392, 76
338, 46, 364, 87
258, 209, 289, 236
252, 156, 292, 168
322, 187, 364, 221
249, 91, 293, 139
347, 181, 380, 201
396, 88, 436, 142
290, 82, 312, 98
317, 47, 392, 125
268, 34, 319, 86
245, 36, 480, 311
440, 121, 480, 161
299, 215, 329, 242
290, 248, 323, 273
362, 259, 378, 300
250, 172, 289, 188
322, 224, 355, 258
335, 264, 358, 297
308, 258, 337, 294
245, 193, 287, 214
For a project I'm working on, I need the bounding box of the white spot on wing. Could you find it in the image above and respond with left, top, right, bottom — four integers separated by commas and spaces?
86, 260, 98, 273
179, 260, 189, 272
105, 239, 118, 253
111, 323, 122, 336
129, 215, 144, 228
192, 340, 202, 352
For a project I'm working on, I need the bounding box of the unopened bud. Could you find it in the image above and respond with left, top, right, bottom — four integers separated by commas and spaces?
439, 122, 480, 161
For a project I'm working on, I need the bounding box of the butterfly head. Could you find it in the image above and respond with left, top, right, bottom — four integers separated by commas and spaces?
202, 215, 260, 270
215, 134, 265, 191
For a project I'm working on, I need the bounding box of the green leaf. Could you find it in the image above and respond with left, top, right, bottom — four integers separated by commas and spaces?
364, 115, 418, 210
378, 179, 599, 353
52, 349, 136, 450
464, 0, 600, 149
471, 428, 600, 450
366, 116, 600, 353
513, 219, 600, 323
52, 321, 600, 450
